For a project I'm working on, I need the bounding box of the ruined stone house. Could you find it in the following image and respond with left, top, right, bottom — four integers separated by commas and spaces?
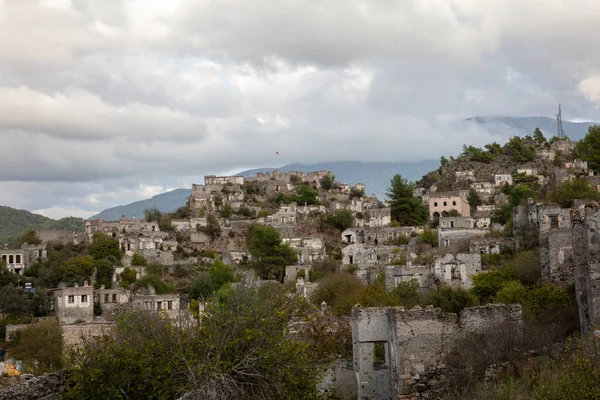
470, 237, 519, 255
428, 191, 470, 218
439, 216, 476, 229
494, 174, 512, 187
51, 282, 94, 325
282, 237, 326, 264
351, 304, 522, 399
0, 243, 46, 275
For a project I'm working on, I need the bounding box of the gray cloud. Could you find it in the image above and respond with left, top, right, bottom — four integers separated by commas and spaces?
1, 0, 600, 218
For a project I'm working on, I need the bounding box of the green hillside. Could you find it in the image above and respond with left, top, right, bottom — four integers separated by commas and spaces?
0, 206, 85, 244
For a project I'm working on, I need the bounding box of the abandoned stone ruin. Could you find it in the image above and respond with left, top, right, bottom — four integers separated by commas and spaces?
351, 304, 522, 399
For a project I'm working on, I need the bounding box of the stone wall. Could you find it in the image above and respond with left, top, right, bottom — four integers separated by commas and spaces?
0, 372, 64, 400
61, 322, 114, 348
540, 228, 574, 286
351, 304, 522, 399
317, 359, 357, 399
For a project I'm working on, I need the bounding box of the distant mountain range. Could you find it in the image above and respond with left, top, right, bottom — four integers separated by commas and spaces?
88, 115, 600, 221
0, 206, 85, 244
465, 116, 596, 140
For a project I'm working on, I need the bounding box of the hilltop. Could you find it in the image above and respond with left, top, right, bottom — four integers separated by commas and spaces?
90, 160, 437, 220
0, 205, 85, 243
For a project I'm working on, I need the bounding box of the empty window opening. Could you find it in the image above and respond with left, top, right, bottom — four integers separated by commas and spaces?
434, 202, 438, 207
452, 201, 456, 206
157, 301, 162, 310
104, 294, 109, 303
15, 255, 21, 264
167, 301, 173, 310
112, 294, 117, 302
8, 255, 14, 264
549, 215, 559, 229
68, 295, 75, 304
443, 201, 447, 206
81, 295, 88, 303
373, 341, 388, 370
349, 255, 354, 265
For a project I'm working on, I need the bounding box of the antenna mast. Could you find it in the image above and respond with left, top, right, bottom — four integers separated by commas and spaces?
557, 104, 564, 139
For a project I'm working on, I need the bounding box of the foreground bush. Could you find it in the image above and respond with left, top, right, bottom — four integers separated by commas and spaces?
64, 285, 332, 400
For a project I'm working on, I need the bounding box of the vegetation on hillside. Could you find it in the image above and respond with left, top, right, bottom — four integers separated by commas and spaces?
0, 205, 85, 245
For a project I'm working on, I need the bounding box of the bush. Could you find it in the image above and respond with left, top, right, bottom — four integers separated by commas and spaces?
8, 319, 63, 374
420, 228, 438, 247
481, 253, 505, 267
323, 209, 354, 231
509, 250, 541, 286
131, 252, 148, 266
119, 267, 137, 288
470, 267, 517, 302
390, 279, 421, 308
424, 286, 479, 314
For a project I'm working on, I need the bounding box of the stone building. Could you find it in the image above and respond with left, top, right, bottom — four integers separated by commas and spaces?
439, 216, 476, 229
342, 227, 415, 246
470, 181, 495, 199
571, 203, 600, 332
259, 203, 297, 226
432, 253, 481, 290
342, 244, 377, 266
96, 287, 131, 319
470, 237, 519, 255
366, 208, 392, 227
0, 244, 46, 274
494, 174, 512, 187
438, 228, 488, 248
351, 304, 522, 399
537, 149, 556, 161
85, 215, 159, 242
36, 230, 86, 245
52, 282, 94, 325
428, 191, 470, 218
282, 237, 326, 264
131, 286, 183, 320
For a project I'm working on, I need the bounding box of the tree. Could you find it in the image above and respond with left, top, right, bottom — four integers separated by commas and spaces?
247, 224, 297, 281
20, 229, 41, 245
0, 284, 29, 316
131, 252, 148, 266
387, 174, 428, 226
423, 286, 479, 314
89, 232, 121, 260
576, 125, 600, 171
59, 255, 96, 286
293, 183, 318, 205
320, 175, 335, 190
94, 259, 114, 289
549, 178, 600, 208
8, 319, 63, 374
324, 209, 354, 231
199, 213, 221, 240
503, 136, 536, 162
143, 208, 163, 222
219, 204, 233, 218
119, 267, 137, 288
533, 128, 546, 145
349, 186, 365, 199
64, 285, 331, 400
467, 188, 483, 216
420, 228, 439, 247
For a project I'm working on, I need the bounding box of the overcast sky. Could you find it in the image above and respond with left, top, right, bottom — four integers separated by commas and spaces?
2, 0, 600, 219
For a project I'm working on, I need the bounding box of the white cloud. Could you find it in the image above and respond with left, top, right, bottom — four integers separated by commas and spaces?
1, 0, 600, 218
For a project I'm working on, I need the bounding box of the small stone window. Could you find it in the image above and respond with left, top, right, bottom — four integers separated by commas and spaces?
168, 301, 173, 310
8, 255, 14, 264
81, 295, 88, 303
157, 301, 162, 310
104, 294, 109, 303
443, 201, 447, 206
452, 201, 456, 206
15, 255, 21, 264
112, 294, 117, 302
68, 295, 75, 303
549, 215, 559, 229
373, 341, 388, 370
434, 202, 438, 207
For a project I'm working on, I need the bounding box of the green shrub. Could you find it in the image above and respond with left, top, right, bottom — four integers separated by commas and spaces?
424, 286, 479, 314
390, 279, 421, 308
471, 267, 517, 302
